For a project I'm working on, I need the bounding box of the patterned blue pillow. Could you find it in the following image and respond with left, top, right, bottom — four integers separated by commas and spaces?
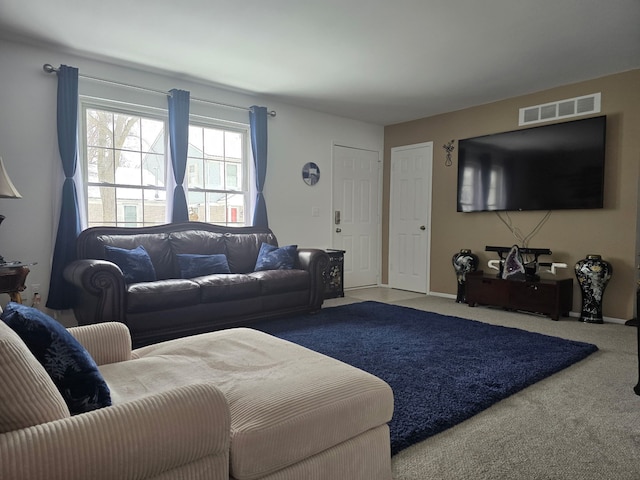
254, 243, 298, 271
105, 245, 157, 283
176, 253, 231, 278
1, 302, 111, 415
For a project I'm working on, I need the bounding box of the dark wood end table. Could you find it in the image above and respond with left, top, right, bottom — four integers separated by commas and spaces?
0, 263, 31, 304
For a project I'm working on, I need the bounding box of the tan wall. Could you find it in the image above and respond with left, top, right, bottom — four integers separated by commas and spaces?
383, 70, 640, 320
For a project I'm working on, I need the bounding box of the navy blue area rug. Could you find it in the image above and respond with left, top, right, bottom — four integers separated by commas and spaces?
253, 301, 598, 455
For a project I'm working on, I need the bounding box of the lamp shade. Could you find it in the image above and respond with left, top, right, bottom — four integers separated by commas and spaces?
0, 157, 21, 198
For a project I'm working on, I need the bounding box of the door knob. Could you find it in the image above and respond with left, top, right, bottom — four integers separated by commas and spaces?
419, 225, 426, 230
336, 228, 342, 233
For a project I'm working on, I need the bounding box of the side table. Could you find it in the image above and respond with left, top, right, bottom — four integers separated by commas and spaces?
0, 263, 31, 304
324, 249, 346, 299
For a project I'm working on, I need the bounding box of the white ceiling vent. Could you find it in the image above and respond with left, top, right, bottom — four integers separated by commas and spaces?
518, 93, 601, 126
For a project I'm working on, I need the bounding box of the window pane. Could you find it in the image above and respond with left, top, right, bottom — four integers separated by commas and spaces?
89, 186, 117, 225
226, 163, 240, 191
207, 192, 227, 224
227, 193, 246, 225
205, 160, 223, 189
88, 147, 115, 184
142, 153, 165, 188
116, 150, 142, 185
188, 125, 203, 156
115, 114, 141, 151
204, 128, 224, 159
123, 205, 137, 227
116, 187, 142, 226
141, 118, 164, 154
86, 109, 114, 148
225, 131, 242, 160
142, 188, 166, 225
187, 158, 203, 189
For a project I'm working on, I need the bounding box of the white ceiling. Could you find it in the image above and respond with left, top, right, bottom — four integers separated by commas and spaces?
1, 0, 639, 125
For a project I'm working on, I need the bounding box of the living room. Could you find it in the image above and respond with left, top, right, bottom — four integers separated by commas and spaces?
0, 7, 638, 323
0, 2, 639, 479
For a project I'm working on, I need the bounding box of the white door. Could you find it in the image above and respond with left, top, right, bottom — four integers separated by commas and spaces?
332, 145, 380, 288
389, 142, 433, 293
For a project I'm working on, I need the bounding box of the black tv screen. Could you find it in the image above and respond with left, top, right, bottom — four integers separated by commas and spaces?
456, 116, 606, 212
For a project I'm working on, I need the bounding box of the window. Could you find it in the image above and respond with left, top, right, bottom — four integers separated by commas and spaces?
82, 101, 250, 227
186, 124, 247, 226
84, 106, 166, 228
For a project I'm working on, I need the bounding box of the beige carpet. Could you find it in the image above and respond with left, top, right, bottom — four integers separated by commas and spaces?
325, 288, 640, 480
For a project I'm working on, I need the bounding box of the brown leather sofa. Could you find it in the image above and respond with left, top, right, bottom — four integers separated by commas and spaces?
63, 222, 329, 347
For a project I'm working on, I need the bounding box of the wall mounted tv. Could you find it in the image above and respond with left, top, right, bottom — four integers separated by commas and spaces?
456, 115, 606, 212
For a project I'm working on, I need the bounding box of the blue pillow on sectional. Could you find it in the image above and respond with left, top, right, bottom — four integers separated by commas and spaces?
104, 244, 157, 284
176, 253, 231, 278
1, 302, 111, 415
254, 243, 298, 271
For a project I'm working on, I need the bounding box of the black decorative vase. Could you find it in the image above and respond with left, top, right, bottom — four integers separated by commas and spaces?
574, 254, 612, 324
452, 249, 479, 303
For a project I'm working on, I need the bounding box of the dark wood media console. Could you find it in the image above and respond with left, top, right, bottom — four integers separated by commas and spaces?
465, 271, 573, 320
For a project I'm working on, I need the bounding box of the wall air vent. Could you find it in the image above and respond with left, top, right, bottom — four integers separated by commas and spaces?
518, 93, 601, 126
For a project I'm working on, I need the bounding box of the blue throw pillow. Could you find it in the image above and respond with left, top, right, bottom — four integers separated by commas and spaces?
1, 302, 111, 415
254, 243, 298, 271
176, 253, 231, 278
105, 245, 157, 284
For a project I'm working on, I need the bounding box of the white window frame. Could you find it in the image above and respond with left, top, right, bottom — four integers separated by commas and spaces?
185, 116, 251, 226
79, 97, 252, 228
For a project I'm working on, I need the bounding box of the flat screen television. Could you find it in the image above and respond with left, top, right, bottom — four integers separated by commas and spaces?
456, 115, 606, 212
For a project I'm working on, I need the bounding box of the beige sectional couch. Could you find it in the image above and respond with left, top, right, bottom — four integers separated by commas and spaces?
0, 319, 394, 479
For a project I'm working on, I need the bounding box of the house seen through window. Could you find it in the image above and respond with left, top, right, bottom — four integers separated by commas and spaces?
83, 103, 249, 228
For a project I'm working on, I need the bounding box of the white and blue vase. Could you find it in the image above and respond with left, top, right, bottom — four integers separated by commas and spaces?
452, 249, 479, 303
574, 254, 612, 324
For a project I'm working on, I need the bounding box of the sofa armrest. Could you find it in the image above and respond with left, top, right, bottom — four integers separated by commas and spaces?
297, 248, 330, 310
68, 322, 133, 365
63, 259, 127, 326
0, 383, 230, 480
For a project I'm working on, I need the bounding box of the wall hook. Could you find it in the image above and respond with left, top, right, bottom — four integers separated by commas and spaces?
443, 140, 455, 167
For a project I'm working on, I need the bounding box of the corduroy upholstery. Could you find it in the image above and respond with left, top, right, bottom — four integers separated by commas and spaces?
0, 321, 394, 480
0, 322, 70, 433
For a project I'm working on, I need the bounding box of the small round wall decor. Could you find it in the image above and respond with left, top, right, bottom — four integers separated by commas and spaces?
302, 162, 320, 186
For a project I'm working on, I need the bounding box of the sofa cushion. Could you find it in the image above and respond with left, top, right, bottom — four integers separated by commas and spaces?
98, 233, 174, 280
127, 279, 201, 313
100, 328, 394, 480
0, 320, 70, 433
248, 269, 310, 294
1, 303, 111, 415
224, 232, 278, 273
177, 253, 231, 278
105, 245, 157, 284
194, 274, 261, 302
169, 230, 227, 256
254, 243, 297, 271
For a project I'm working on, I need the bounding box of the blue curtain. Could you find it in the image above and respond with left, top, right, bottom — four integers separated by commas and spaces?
168, 89, 190, 223
46, 65, 81, 310
250, 106, 268, 227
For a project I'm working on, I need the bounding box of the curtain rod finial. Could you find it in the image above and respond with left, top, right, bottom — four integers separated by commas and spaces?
43, 63, 57, 74
269, 110, 277, 117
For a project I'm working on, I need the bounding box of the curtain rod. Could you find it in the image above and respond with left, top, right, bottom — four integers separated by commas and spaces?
42, 64, 276, 117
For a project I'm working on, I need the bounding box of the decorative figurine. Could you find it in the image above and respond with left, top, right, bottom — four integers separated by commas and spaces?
574, 254, 612, 323
452, 249, 479, 303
